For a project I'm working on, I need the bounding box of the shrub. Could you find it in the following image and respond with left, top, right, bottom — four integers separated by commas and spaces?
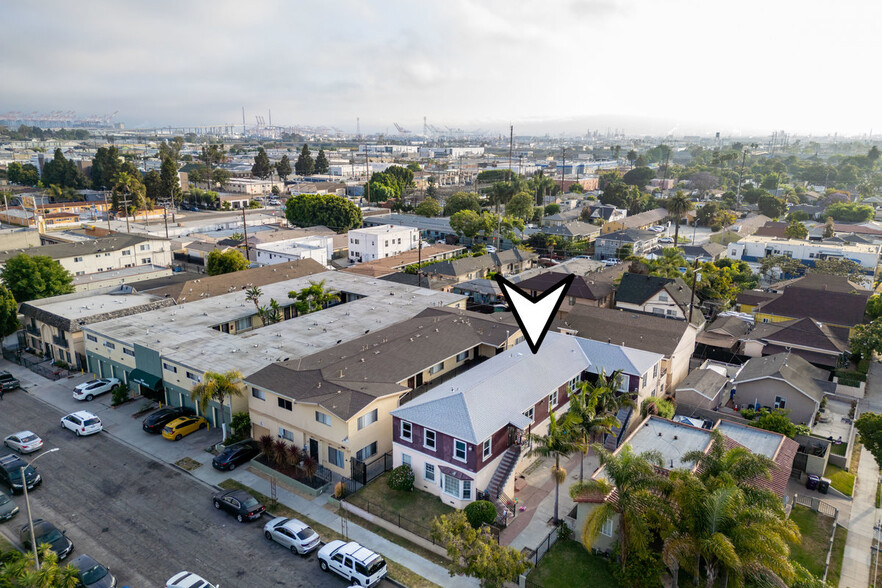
52, 360, 69, 369
387, 464, 415, 492
111, 383, 130, 406
640, 397, 675, 419
740, 407, 757, 420
230, 412, 251, 439
464, 500, 498, 529
557, 522, 574, 542
334, 481, 345, 499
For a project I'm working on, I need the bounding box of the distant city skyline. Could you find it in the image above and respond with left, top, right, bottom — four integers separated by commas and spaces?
2, 0, 880, 137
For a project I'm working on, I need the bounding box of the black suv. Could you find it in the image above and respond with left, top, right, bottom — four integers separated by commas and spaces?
212, 439, 259, 471
142, 406, 196, 434
0, 454, 41, 494
0, 371, 20, 391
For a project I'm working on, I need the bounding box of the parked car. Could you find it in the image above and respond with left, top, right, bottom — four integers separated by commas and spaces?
574, 255, 593, 260
71, 554, 117, 588
73, 378, 120, 401
20, 518, 73, 561
602, 259, 620, 266
649, 225, 666, 233
61, 411, 103, 436
212, 439, 259, 471
485, 245, 497, 253
658, 237, 675, 244
213, 489, 265, 522
0, 454, 41, 494
162, 416, 208, 441
4, 431, 43, 454
0, 490, 19, 521
318, 540, 387, 587
0, 371, 20, 391
263, 516, 321, 554
142, 406, 196, 434
165, 571, 217, 588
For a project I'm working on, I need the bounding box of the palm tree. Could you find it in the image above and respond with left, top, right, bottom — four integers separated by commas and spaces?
288, 279, 341, 315
665, 190, 693, 245
189, 370, 245, 441
570, 444, 668, 574
568, 379, 618, 482
244, 286, 263, 311
525, 410, 580, 525
585, 370, 634, 446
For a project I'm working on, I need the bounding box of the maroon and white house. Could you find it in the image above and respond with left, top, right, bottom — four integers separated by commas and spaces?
389, 333, 664, 509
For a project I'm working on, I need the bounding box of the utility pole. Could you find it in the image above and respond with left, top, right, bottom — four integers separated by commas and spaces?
736, 148, 747, 205
102, 192, 111, 231
242, 206, 250, 262
688, 259, 700, 324
117, 192, 132, 234
364, 150, 370, 205
560, 147, 566, 195
508, 125, 514, 183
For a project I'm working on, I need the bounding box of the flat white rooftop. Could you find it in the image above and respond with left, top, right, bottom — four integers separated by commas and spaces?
31, 291, 166, 321
624, 416, 710, 472
715, 420, 782, 459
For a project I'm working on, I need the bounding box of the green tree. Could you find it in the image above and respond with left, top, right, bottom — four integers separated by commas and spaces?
384, 166, 416, 197
825, 201, 874, 222
665, 191, 693, 245
285, 193, 362, 232
244, 286, 263, 311
529, 170, 556, 205
544, 203, 561, 216
823, 216, 835, 238
569, 182, 584, 194
450, 210, 485, 239
42, 148, 85, 189
851, 318, 882, 360
784, 220, 808, 240
90, 146, 123, 189
754, 409, 798, 436
443, 192, 481, 216
856, 412, 882, 468
1, 253, 74, 302
567, 376, 620, 482
295, 144, 315, 176
640, 397, 674, 419
505, 191, 534, 223
570, 444, 667, 574
526, 411, 580, 524
201, 144, 226, 168
189, 370, 245, 441
110, 171, 146, 216
757, 194, 787, 218
622, 166, 656, 188
813, 257, 864, 279
314, 148, 330, 174
160, 156, 181, 203
212, 167, 232, 189
431, 510, 530, 588
206, 249, 249, 276
275, 154, 292, 182
0, 544, 81, 587
0, 285, 20, 337
867, 294, 882, 320
414, 197, 442, 217
626, 149, 638, 168
143, 169, 162, 203
288, 279, 340, 314
251, 147, 273, 180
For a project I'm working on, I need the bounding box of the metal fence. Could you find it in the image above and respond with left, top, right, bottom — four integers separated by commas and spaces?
521, 521, 573, 568
350, 451, 393, 485
342, 496, 441, 545
794, 494, 838, 518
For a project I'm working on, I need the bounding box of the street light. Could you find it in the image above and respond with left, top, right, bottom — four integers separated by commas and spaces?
21, 447, 60, 569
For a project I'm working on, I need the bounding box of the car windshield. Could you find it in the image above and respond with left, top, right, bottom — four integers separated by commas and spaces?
296, 528, 316, 540
84, 380, 101, 386
9, 466, 34, 482
83, 418, 100, 427
80, 564, 108, 583
20, 435, 38, 443
0, 494, 8, 505
242, 497, 260, 509
366, 557, 386, 575
40, 529, 63, 543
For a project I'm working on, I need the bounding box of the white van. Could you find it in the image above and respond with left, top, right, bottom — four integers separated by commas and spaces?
317, 540, 387, 587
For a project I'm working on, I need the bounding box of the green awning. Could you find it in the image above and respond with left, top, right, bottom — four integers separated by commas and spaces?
129, 369, 162, 390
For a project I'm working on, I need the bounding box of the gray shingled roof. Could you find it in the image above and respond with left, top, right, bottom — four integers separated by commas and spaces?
675, 369, 729, 401
554, 306, 689, 356
734, 352, 835, 403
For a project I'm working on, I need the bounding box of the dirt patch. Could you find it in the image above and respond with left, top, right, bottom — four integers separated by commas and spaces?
175, 457, 202, 471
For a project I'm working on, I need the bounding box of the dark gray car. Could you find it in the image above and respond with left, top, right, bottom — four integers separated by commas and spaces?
0, 490, 18, 521
71, 554, 117, 588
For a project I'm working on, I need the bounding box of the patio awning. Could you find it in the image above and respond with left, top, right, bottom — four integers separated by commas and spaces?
129, 369, 162, 390
508, 413, 533, 431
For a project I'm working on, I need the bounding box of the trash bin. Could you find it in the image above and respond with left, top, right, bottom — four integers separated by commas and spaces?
818, 477, 831, 494
806, 474, 820, 490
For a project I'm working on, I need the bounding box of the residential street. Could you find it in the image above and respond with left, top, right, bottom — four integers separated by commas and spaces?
0, 383, 388, 588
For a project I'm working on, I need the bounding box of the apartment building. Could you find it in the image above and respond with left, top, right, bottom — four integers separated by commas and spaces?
347, 225, 419, 263
255, 236, 334, 267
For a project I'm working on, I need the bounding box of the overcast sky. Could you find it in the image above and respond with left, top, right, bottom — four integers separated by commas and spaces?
2, 0, 880, 136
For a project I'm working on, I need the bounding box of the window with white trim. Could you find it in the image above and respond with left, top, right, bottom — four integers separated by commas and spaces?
524, 406, 534, 422
279, 427, 294, 441
443, 474, 460, 497
429, 361, 444, 375
357, 409, 378, 430
251, 387, 265, 400
548, 389, 558, 410
567, 374, 581, 391
402, 453, 411, 468
463, 480, 471, 500
356, 442, 377, 461
453, 439, 467, 462
482, 438, 492, 459
775, 396, 786, 409
400, 421, 412, 442
235, 317, 251, 331
315, 411, 331, 425
601, 518, 613, 537
424, 429, 436, 450
425, 463, 435, 482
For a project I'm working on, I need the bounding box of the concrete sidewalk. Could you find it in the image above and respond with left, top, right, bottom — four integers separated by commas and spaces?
839, 361, 882, 588
1, 359, 477, 588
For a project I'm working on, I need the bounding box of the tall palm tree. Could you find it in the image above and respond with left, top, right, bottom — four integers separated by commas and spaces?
568, 379, 618, 482
586, 370, 634, 446
189, 370, 245, 441
569, 444, 668, 574
526, 410, 580, 525
665, 190, 693, 245
244, 286, 263, 311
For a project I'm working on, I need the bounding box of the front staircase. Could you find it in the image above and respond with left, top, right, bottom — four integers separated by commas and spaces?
485, 446, 521, 524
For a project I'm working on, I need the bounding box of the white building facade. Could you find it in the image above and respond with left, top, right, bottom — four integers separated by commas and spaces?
255, 236, 334, 267
347, 224, 419, 263
726, 236, 880, 275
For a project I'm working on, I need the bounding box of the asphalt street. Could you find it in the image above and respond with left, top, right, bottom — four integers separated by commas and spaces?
0, 390, 391, 588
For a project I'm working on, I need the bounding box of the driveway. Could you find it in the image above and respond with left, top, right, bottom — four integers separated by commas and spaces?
0, 374, 390, 588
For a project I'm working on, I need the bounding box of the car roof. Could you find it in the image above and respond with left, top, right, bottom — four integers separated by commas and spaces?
69, 411, 99, 420
221, 489, 253, 501
336, 541, 379, 563
167, 416, 197, 426
71, 554, 100, 570
8, 430, 36, 438
168, 571, 213, 588
280, 518, 310, 533
0, 454, 27, 468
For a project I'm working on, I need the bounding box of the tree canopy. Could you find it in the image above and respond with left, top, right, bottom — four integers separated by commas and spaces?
275, 154, 292, 182
856, 412, 882, 469
1, 253, 74, 302
285, 193, 362, 233
251, 147, 273, 180
784, 220, 808, 239
206, 248, 250, 276
443, 192, 482, 216
0, 285, 20, 337
825, 201, 874, 222
622, 166, 656, 188
314, 148, 330, 174
42, 148, 87, 189
295, 144, 315, 176
414, 197, 442, 217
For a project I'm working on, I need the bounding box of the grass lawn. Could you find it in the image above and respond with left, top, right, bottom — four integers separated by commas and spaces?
346, 472, 455, 541
527, 539, 616, 588
830, 442, 848, 457
218, 479, 440, 588
825, 463, 855, 496
788, 505, 835, 579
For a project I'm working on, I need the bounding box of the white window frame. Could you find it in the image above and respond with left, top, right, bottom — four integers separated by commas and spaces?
315, 411, 331, 426
523, 406, 534, 422
279, 427, 294, 441
453, 439, 467, 462
549, 389, 558, 410
424, 429, 436, 450
456, 350, 469, 362
442, 474, 460, 498
425, 462, 435, 482
567, 374, 581, 391
601, 518, 613, 537
402, 453, 411, 468
251, 387, 265, 400
429, 361, 444, 375
400, 421, 412, 442
482, 438, 492, 459
357, 408, 378, 430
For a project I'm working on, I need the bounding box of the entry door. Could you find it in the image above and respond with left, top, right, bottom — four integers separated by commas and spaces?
309, 439, 319, 461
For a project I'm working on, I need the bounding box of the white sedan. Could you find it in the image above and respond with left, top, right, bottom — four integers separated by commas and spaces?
263, 516, 321, 554
3, 431, 43, 454
73, 378, 120, 401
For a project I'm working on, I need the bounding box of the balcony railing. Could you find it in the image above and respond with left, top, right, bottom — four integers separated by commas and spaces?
52, 335, 68, 347
25, 326, 40, 337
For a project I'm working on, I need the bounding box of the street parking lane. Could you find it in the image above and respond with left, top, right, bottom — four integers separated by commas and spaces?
0, 390, 391, 587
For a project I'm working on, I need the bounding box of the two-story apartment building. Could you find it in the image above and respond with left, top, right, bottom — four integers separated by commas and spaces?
389, 333, 663, 508
255, 236, 334, 267
593, 229, 659, 260
726, 235, 880, 278
243, 308, 520, 479
348, 225, 419, 263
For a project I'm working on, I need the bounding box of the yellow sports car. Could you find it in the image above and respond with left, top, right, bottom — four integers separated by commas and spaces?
161, 415, 209, 441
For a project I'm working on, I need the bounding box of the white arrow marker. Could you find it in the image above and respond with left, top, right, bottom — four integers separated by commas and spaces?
495, 273, 575, 354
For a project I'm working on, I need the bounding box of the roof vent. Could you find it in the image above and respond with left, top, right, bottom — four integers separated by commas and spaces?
658, 432, 662, 437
